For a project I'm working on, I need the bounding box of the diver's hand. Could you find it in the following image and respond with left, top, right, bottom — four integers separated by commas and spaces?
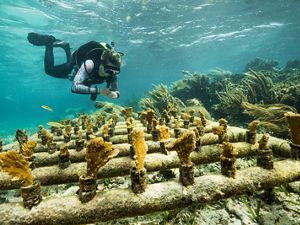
100, 88, 119, 99
90, 92, 97, 101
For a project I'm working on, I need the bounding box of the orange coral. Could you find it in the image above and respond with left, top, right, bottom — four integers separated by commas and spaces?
21, 140, 37, 157
221, 142, 237, 158
166, 130, 196, 165
102, 125, 109, 136
0, 150, 33, 186
86, 137, 119, 178
132, 128, 148, 171
212, 126, 226, 136
248, 120, 260, 133
158, 125, 171, 141
181, 112, 190, 121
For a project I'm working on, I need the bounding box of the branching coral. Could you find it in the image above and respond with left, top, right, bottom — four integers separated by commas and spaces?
85, 137, 119, 178
139, 84, 185, 116
0, 150, 33, 186
242, 102, 297, 137
132, 128, 148, 171
21, 140, 37, 157
166, 131, 196, 165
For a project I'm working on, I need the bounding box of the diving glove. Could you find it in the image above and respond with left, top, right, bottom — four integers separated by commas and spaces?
90, 92, 97, 101
99, 88, 119, 99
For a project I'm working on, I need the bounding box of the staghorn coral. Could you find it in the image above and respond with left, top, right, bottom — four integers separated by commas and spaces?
132, 128, 148, 171
139, 84, 185, 116
85, 137, 119, 178
242, 102, 297, 137
166, 131, 196, 165
21, 140, 37, 157
0, 150, 33, 186
285, 112, 300, 145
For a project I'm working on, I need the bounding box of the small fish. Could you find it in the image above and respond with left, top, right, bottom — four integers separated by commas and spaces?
41, 105, 54, 112
47, 122, 65, 128
126, 15, 131, 22
267, 106, 282, 110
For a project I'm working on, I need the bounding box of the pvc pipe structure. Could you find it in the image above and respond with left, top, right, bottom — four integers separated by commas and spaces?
0, 159, 299, 225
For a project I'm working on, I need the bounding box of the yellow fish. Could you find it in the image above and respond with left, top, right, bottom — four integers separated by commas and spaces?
41, 105, 54, 112
47, 122, 65, 128
267, 106, 282, 110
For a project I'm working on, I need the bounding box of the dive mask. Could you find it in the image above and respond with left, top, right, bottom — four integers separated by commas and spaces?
104, 65, 120, 75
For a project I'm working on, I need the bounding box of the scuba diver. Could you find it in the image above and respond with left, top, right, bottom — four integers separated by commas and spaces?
27, 32, 123, 101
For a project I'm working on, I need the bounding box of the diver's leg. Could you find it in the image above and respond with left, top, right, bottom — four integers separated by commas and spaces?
44, 42, 74, 78
28, 33, 56, 46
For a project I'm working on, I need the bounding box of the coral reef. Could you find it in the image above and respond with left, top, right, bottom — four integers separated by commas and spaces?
139, 84, 185, 116
244, 58, 279, 71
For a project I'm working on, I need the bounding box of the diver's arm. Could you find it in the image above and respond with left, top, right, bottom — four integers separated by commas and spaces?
105, 75, 120, 98
71, 60, 98, 94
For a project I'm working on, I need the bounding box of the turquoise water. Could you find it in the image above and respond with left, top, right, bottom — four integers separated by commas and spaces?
1, 0, 300, 142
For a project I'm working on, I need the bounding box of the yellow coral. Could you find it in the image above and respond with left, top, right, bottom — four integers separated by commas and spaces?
132, 128, 148, 171
195, 118, 202, 127
122, 107, 133, 118
258, 133, 269, 150
102, 125, 109, 136
181, 112, 190, 121
77, 130, 83, 140
21, 140, 37, 157
146, 109, 154, 124
248, 120, 260, 133
212, 126, 226, 136
0, 150, 33, 186
158, 125, 171, 141
166, 130, 196, 165
221, 142, 237, 158
46, 133, 54, 143
285, 112, 300, 145
65, 125, 72, 134
86, 137, 119, 178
